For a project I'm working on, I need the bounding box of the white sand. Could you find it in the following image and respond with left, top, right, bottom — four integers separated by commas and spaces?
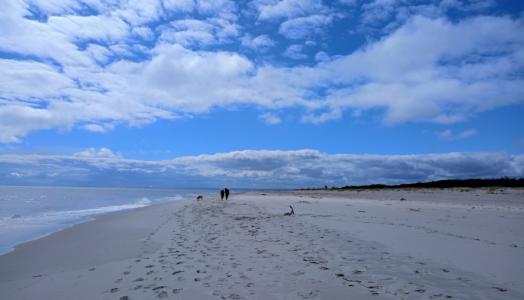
1, 188, 523, 299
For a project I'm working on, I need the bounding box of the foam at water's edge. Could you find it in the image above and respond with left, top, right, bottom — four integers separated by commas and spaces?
0, 195, 186, 255
0, 197, 158, 226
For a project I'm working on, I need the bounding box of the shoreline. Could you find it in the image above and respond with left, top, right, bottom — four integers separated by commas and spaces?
0, 199, 187, 256
0, 187, 219, 256
1, 189, 523, 299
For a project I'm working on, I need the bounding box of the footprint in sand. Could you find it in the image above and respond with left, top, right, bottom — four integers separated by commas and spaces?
298, 290, 319, 298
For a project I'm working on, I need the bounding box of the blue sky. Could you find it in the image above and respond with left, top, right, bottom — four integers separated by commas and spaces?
1, 0, 523, 187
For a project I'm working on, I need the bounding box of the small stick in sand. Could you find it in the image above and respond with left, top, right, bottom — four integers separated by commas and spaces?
284, 205, 295, 216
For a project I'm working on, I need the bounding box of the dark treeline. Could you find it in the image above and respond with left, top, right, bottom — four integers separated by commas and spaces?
302, 178, 524, 190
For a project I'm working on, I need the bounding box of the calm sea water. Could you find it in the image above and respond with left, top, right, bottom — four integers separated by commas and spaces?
0, 186, 214, 254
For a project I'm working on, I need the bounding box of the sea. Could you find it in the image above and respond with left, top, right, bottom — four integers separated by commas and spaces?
0, 186, 214, 254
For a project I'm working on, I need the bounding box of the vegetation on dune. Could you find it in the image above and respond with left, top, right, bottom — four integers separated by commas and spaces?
301, 178, 524, 191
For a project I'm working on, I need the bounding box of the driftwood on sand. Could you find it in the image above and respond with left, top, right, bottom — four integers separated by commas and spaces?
284, 205, 295, 216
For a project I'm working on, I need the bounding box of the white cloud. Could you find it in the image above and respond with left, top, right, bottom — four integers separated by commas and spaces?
320, 15, 524, 124
85, 44, 113, 64
47, 14, 130, 42
0, 2, 523, 144
256, 0, 326, 21
279, 14, 334, 39
259, 112, 281, 125
359, 0, 496, 32
82, 123, 115, 133
160, 18, 239, 47
195, 0, 237, 20
241, 34, 276, 51
73, 147, 122, 159
438, 128, 477, 140
0, 150, 522, 187
0, 59, 74, 100
283, 44, 307, 59
163, 0, 195, 12
301, 108, 342, 124
314, 51, 330, 62
132, 26, 155, 40
0, 1, 91, 66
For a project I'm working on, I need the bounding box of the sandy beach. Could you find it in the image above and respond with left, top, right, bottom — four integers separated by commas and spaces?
1, 189, 523, 300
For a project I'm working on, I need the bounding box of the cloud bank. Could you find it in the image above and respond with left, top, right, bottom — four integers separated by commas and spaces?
1, 149, 522, 188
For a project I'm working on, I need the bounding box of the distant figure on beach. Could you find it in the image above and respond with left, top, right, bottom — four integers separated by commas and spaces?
284, 205, 295, 216
224, 188, 230, 200
196, 195, 203, 201
220, 189, 225, 200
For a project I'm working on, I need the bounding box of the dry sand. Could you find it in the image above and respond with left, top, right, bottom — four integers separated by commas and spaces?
1, 188, 523, 299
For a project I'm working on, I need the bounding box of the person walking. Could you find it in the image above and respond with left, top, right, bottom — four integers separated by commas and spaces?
220, 189, 225, 200
224, 188, 230, 200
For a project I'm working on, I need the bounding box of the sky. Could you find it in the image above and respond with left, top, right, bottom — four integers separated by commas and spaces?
0, 0, 523, 188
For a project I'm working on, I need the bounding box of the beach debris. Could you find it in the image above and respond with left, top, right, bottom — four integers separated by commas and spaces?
172, 288, 183, 294
297, 290, 319, 298
32, 274, 43, 278
196, 195, 204, 200
400, 197, 406, 201
303, 256, 327, 264
157, 290, 169, 298
336, 273, 345, 277
234, 216, 257, 221
119, 296, 129, 300
284, 205, 295, 216
110, 287, 119, 293
493, 287, 508, 292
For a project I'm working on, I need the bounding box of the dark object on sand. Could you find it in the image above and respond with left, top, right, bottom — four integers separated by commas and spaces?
225, 188, 230, 200
284, 205, 295, 216
220, 189, 225, 200
400, 197, 406, 201
196, 195, 203, 200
